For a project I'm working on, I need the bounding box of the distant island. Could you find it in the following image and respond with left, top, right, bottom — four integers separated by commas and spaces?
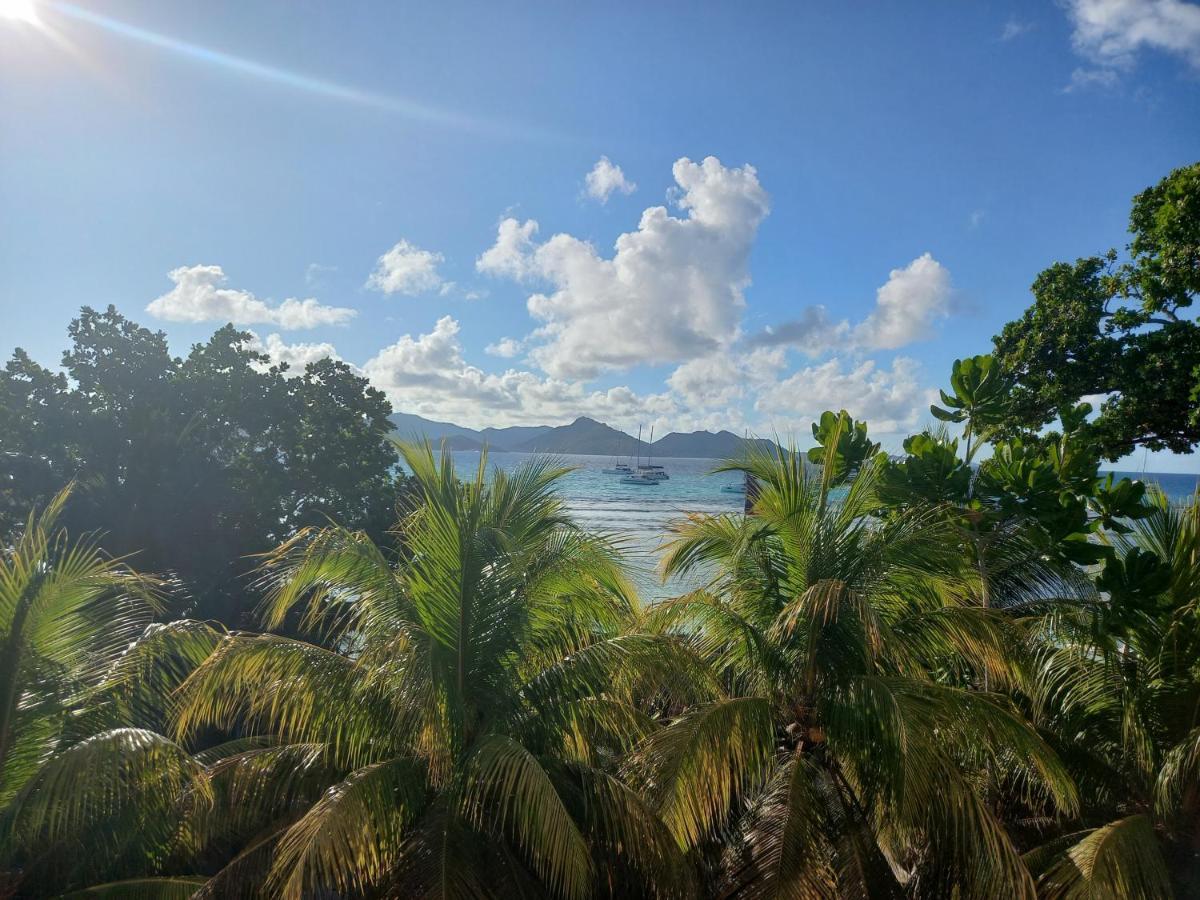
390, 412, 779, 459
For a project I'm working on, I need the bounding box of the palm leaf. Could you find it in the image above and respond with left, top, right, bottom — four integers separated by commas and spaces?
459, 734, 593, 900
1033, 815, 1173, 899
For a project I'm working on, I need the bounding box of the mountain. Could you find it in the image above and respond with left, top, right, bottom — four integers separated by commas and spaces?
389, 415, 553, 452
389, 412, 778, 458
650, 430, 777, 459
389, 412, 482, 444
479, 425, 553, 447
513, 417, 649, 456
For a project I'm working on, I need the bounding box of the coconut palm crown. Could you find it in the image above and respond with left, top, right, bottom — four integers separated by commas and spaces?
638, 441, 1079, 899
166, 442, 692, 899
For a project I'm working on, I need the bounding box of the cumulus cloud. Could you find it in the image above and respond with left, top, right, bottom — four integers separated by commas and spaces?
755, 356, 934, 435
366, 239, 446, 295
485, 337, 525, 358
476, 218, 540, 281
1065, 0, 1200, 80
667, 346, 787, 409
477, 156, 771, 379
147, 265, 355, 329
746, 253, 952, 354
583, 156, 637, 203
355, 313, 936, 442
247, 331, 341, 374
853, 253, 953, 350
361, 316, 681, 430
745, 306, 850, 354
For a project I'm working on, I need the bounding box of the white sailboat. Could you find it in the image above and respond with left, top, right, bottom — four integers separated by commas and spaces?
601, 428, 637, 474
636, 425, 669, 480
619, 425, 659, 485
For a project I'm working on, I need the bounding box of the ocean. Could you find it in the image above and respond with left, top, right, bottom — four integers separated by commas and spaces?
450, 451, 1199, 601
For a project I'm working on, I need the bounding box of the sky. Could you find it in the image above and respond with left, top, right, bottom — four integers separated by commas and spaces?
1, 0, 1199, 471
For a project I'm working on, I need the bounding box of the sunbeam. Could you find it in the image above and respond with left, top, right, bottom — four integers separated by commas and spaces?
47, 1, 553, 139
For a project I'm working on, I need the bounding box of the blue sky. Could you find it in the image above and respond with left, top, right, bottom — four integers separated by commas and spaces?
2, 0, 1198, 470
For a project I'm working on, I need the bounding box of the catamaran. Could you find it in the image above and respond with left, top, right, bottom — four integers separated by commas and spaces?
601, 462, 634, 475
601, 428, 638, 474
617, 425, 659, 485
636, 425, 669, 480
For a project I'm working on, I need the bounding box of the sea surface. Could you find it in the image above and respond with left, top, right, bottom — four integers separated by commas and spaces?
450, 451, 1199, 601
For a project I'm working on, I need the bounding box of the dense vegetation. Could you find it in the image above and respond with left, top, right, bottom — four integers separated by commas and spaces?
0, 166, 1197, 898
0, 307, 407, 624
992, 161, 1200, 459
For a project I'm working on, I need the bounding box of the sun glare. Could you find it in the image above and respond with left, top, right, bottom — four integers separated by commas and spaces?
0, 0, 38, 24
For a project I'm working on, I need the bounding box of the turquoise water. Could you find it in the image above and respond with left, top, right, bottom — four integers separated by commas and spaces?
451, 452, 744, 599
451, 451, 1200, 602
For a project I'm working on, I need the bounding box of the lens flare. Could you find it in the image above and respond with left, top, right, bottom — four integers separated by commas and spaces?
0, 0, 39, 24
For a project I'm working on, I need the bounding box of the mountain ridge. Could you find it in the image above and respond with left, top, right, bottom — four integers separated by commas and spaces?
389, 413, 777, 459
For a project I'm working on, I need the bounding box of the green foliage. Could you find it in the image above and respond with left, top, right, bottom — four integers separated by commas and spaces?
879, 432, 972, 506
930, 354, 1015, 461
649, 447, 1078, 897
806, 410, 879, 485
0, 306, 405, 624
153, 444, 686, 898
0, 488, 203, 896
993, 161, 1200, 458
4, 162, 1200, 897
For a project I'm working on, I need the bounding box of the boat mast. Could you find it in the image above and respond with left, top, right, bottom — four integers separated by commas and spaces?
636, 425, 642, 468
648, 425, 654, 467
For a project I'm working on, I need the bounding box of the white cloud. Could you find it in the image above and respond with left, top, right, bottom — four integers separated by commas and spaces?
247, 331, 341, 374
356, 313, 937, 445
755, 356, 934, 435
147, 265, 355, 329
746, 253, 952, 354
1063, 66, 1122, 91
361, 315, 681, 429
476, 217, 540, 280
305, 262, 337, 287
667, 346, 787, 409
1001, 19, 1034, 40
366, 239, 446, 295
485, 337, 525, 358
1065, 0, 1200, 78
477, 156, 770, 379
853, 253, 953, 350
583, 156, 637, 203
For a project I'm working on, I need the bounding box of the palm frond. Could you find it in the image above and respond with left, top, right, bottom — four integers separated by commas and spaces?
628, 696, 776, 847
459, 734, 593, 900
1032, 815, 1173, 900
269, 755, 426, 900
60, 876, 209, 899
4, 728, 209, 856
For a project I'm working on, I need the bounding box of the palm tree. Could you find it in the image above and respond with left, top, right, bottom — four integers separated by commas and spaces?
637, 443, 1079, 898
1030, 488, 1200, 897
0, 487, 210, 897
165, 442, 690, 899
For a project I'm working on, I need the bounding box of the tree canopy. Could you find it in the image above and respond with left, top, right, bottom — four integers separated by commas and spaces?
992, 161, 1200, 460
0, 306, 403, 624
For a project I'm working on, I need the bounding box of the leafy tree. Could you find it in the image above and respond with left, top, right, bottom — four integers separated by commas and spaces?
135, 444, 692, 898
805, 409, 878, 486
0, 306, 404, 625
931, 354, 1015, 463
992, 161, 1200, 459
0, 488, 209, 898
644, 443, 1078, 898
1029, 489, 1200, 895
